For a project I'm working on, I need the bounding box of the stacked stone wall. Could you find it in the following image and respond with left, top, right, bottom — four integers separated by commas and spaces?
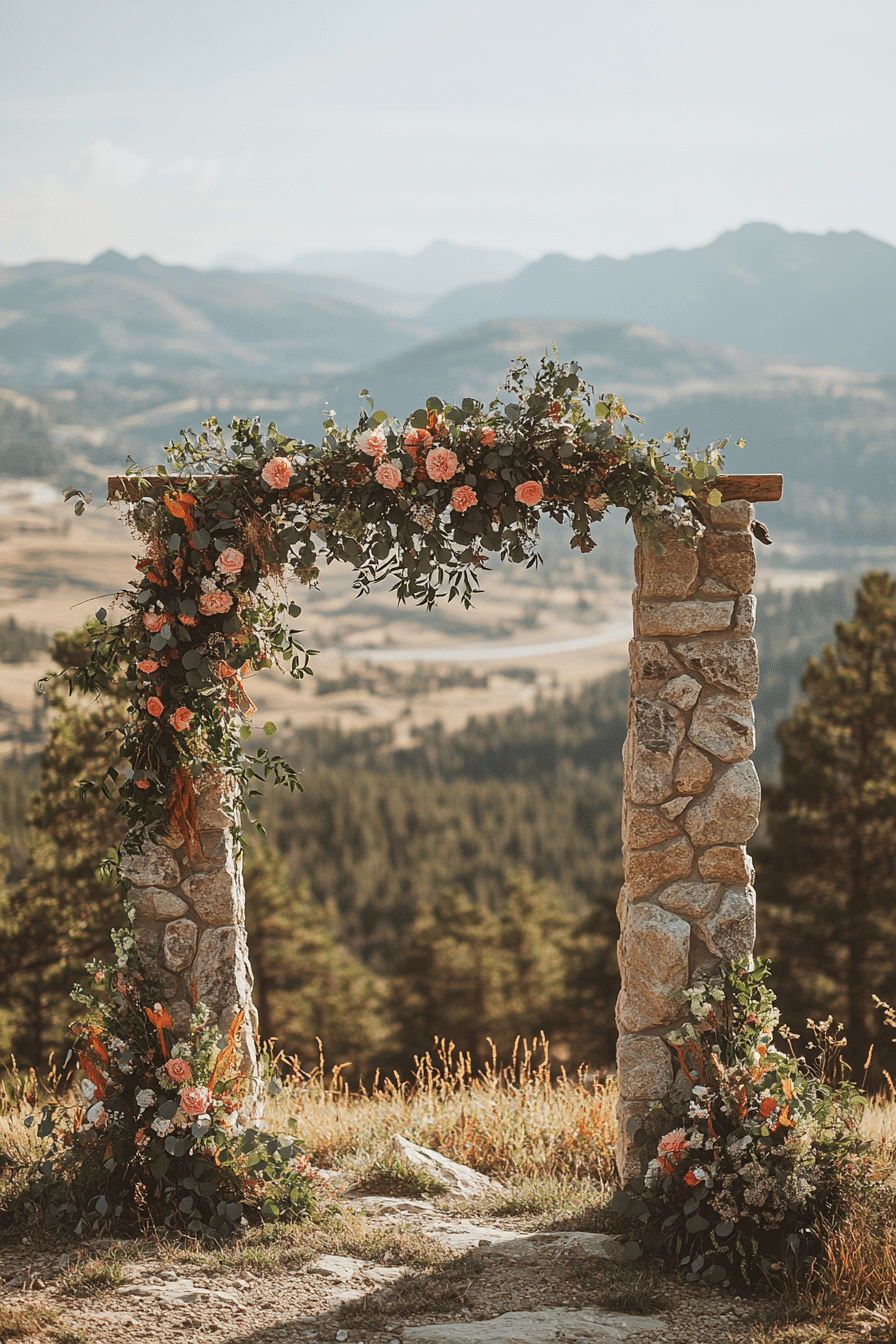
121, 772, 259, 1076
616, 498, 759, 1177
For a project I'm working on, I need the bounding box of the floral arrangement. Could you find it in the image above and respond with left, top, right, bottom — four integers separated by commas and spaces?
611, 960, 871, 1287
15, 912, 316, 1238
62, 354, 733, 852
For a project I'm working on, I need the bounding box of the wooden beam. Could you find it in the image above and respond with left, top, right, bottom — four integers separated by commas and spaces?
713, 474, 783, 502
109, 472, 784, 505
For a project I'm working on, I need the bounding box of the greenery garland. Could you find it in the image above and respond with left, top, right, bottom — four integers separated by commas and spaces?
62, 353, 733, 852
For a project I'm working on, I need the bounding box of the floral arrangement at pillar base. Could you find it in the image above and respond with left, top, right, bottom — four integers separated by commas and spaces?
610, 959, 872, 1288
10, 917, 317, 1239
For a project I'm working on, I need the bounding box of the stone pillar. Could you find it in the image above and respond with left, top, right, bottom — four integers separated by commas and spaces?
119, 771, 260, 1082
616, 498, 760, 1178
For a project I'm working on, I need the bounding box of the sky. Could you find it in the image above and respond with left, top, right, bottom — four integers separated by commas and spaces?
3, 0, 896, 268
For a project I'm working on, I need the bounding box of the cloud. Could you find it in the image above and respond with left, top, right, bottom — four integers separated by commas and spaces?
75, 139, 151, 191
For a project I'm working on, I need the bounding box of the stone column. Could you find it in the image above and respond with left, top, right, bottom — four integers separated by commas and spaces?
616, 498, 760, 1178
119, 771, 260, 1083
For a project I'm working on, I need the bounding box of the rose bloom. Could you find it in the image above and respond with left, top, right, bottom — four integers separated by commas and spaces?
425, 447, 459, 482
146, 696, 164, 718
178, 614, 198, 626
165, 1057, 192, 1084
171, 707, 192, 732
479, 427, 496, 447
357, 428, 388, 458
180, 1084, 211, 1117
135, 778, 151, 789
451, 485, 478, 512
657, 1128, 688, 1161
198, 591, 234, 616
375, 462, 403, 490
261, 456, 294, 489
136, 659, 159, 674
514, 480, 544, 507
217, 547, 244, 575
404, 427, 433, 451
142, 612, 168, 633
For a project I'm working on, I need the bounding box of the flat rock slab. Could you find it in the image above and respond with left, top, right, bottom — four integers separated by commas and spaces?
403, 1307, 667, 1342
393, 1133, 505, 1198
474, 1232, 624, 1263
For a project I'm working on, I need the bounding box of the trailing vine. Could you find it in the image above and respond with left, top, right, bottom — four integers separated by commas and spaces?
61, 353, 732, 852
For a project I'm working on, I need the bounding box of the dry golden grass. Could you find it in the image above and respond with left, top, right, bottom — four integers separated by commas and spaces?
273, 1035, 618, 1192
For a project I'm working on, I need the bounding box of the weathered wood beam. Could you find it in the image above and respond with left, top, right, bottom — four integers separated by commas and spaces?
108, 473, 784, 504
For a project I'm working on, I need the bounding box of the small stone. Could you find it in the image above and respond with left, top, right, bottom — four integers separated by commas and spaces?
134, 887, 189, 919
660, 797, 690, 819
661, 675, 702, 711
616, 1034, 674, 1100
625, 834, 694, 899
699, 886, 756, 960
698, 576, 736, 597
683, 761, 762, 846
637, 526, 700, 599
658, 880, 721, 919
624, 698, 685, 804
617, 903, 690, 1033
163, 919, 198, 972
698, 845, 755, 884
707, 498, 754, 530
638, 599, 734, 639
120, 843, 181, 889
181, 869, 243, 926
733, 594, 757, 634
629, 639, 682, 685
627, 807, 680, 850
169, 999, 192, 1034
192, 926, 254, 1027
673, 636, 760, 698
674, 744, 714, 794
688, 691, 755, 762
702, 530, 756, 594
135, 922, 162, 958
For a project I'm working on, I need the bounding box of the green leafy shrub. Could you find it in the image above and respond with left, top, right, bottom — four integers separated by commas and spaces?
611, 959, 872, 1287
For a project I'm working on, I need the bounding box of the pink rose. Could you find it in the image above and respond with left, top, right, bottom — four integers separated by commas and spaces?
137, 659, 159, 674
146, 696, 164, 718
171, 707, 192, 732
479, 428, 496, 447
165, 1057, 192, 1084
375, 462, 402, 490
142, 613, 167, 633
217, 547, 244, 575
357, 429, 388, 459
261, 457, 293, 489
451, 486, 477, 512
404, 428, 433, 451
179, 1084, 211, 1116
514, 480, 544, 507
425, 447, 459, 482
198, 591, 234, 616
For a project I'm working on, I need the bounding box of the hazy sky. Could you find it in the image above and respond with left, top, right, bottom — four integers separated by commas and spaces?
4, 0, 896, 267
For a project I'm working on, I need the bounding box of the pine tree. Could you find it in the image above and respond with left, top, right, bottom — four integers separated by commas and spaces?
759, 572, 896, 1074
243, 846, 393, 1077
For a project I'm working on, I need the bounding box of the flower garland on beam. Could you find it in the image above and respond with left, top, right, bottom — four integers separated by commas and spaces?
66, 353, 734, 848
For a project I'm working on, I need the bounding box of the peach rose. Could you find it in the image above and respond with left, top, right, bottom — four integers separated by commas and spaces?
217, 547, 244, 575
146, 696, 164, 718
171, 707, 192, 732
165, 1057, 192, 1084
261, 456, 294, 489
142, 613, 168, 633
137, 659, 159, 674
425, 447, 459, 482
375, 462, 402, 490
179, 1084, 211, 1116
178, 614, 198, 626
450, 486, 477, 512
657, 1128, 688, 1161
514, 480, 544, 507
404, 427, 433, 450
479, 428, 496, 447
356, 428, 388, 458
198, 591, 234, 616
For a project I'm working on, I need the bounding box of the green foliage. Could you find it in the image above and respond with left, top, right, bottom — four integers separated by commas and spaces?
612, 960, 871, 1288
758, 571, 896, 1075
